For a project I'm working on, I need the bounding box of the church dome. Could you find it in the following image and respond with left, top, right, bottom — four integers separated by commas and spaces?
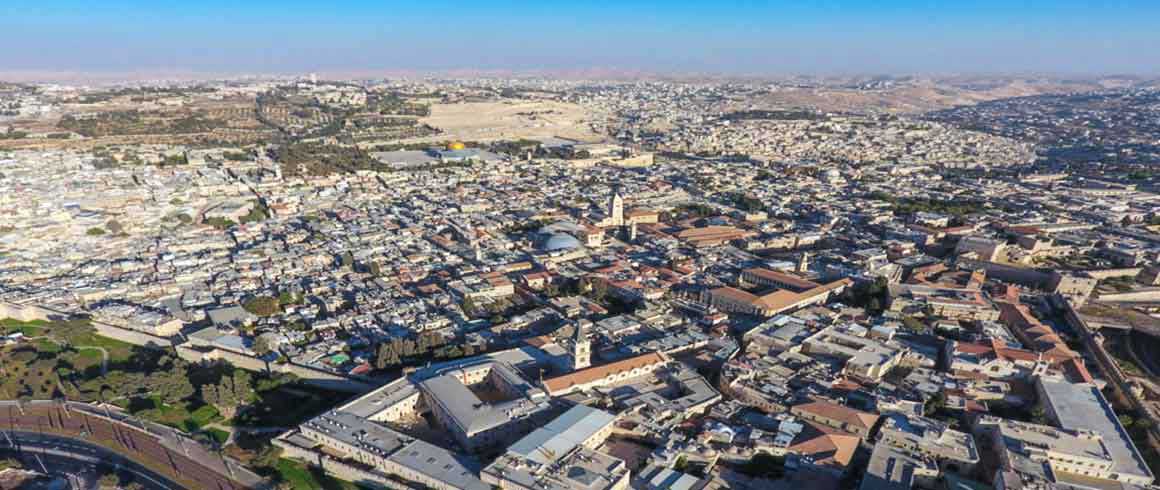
541, 233, 582, 251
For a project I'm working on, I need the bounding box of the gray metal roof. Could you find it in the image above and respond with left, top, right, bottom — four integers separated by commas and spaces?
1038, 378, 1153, 481
388, 439, 490, 490
419, 362, 549, 436
508, 404, 616, 465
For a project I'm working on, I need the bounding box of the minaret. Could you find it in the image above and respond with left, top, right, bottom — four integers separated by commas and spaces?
572, 320, 591, 370
628, 221, 638, 243
608, 188, 624, 227
798, 252, 810, 274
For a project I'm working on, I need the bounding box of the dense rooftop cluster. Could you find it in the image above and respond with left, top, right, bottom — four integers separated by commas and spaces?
1, 77, 1159, 490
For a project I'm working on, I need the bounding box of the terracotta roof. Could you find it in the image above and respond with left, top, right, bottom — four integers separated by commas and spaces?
831, 379, 862, 392
543, 352, 666, 394
1025, 324, 1055, 336
1041, 345, 1080, 362
711, 278, 851, 314
952, 369, 991, 381
709, 286, 759, 303
789, 422, 860, 469
996, 347, 1039, 363
1002, 285, 1021, 303
674, 225, 751, 245
1007, 225, 1043, 235
752, 289, 801, 309
523, 335, 554, 348
954, 342, 995, 356
792, 399, 880, 432
743, 268, 821, 290
964, 400, 988, 412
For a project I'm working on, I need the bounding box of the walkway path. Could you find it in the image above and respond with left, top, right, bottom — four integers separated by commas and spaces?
74, 345, 109, 375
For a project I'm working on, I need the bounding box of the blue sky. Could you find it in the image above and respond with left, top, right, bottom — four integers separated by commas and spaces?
2, 1, 1158, 75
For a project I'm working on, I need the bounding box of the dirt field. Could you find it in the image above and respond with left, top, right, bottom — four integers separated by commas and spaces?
416, 100, 604, 143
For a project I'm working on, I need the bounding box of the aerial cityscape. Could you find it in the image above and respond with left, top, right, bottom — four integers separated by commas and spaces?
2, 2, 1160, 490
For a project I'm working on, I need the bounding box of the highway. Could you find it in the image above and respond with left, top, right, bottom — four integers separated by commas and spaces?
1, 430, 178, 489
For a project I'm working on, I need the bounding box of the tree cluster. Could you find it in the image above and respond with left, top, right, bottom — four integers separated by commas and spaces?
840, 277, 888, 314
374, 332, 480, 370
201, 370, 256, 420
80, 355, 194, 406
728, 192, 765, 213
273, 142, 383, 177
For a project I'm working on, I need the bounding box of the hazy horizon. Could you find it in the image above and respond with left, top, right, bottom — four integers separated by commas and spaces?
3, 0, 1160, 80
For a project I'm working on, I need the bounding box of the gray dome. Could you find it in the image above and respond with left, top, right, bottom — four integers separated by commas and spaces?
542, 233, 582, 251
538, 220, 585, 235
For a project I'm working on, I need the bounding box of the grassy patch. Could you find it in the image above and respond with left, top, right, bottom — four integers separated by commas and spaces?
36, 339, 63, 354
0, 319, 47, 336
1, 318, 134, 363
204, 427, 231, 445
132, 397, 227, 434
275, 459, 363, 490
190, 404, 224, 428
77, 348, 104, 361
65, 332, 135, 363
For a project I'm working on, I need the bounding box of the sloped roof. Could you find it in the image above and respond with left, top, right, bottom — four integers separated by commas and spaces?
543, 352, 666, 394
793, 399, 880, 432
790, 421, 860, 469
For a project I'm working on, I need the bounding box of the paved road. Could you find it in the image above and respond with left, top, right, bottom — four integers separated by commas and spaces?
1, 430, 179, 489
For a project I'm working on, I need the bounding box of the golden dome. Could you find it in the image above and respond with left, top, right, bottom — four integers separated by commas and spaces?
447, 141, 466, 150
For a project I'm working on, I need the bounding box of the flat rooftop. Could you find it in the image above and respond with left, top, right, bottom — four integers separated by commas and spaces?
1038, 378, 1153, 481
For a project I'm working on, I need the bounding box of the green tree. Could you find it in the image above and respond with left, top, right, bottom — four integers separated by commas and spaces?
460, 295, 481, 317
202, 370, 255, 420
52, 319, 95, 346
98, 472, 120, 489
902, 316, 926, 333
204, 217, 236, 230
255, 373, 297, 393
1030, 405, 1049, 425
277, 291, 302, 306
252, 445, 283, 470
253, 335, 276, 356
376, 342, 401, 369
583, 277, 610, 302
145, 367, 195, 405
400, 339, 417, 358
86, 227, 107, 236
